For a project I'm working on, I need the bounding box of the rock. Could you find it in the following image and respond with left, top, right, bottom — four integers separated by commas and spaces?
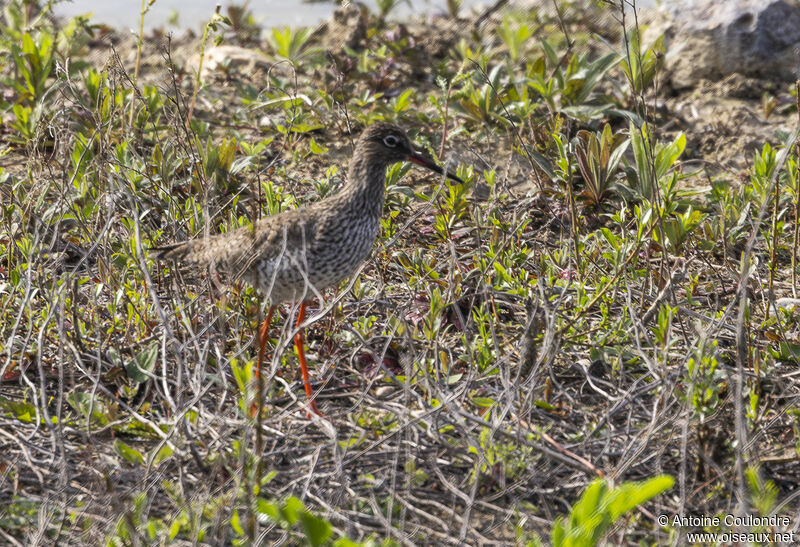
652, 0, 800, 89
187, 45, 288, 80
776, 297, 800, 310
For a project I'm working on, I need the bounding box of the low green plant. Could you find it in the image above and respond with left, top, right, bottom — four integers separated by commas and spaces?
393, 248, 440, 288
350, 89, 388, 125
573, 124, 630, 209
467, 303, 498, 371
497, 14, 536, 62
653, 202, 706, 254
453, 38, 493, 71
6, 103, 44, 144
468, 416, 536, 484
200, 136, 238, 193
620, 27, 665, 98
627, 121, 686, 201
225, 3, 260, 43
749, 142, 778, 203
0, 0, 49, 45
422, 287, 447, 341
266, 25, 318, 62
529, 40, 620, 118
433, 169, 471, 240
81, 68, 127, 129
248, 496, 336, 546
6, 32, 54, 104
453, 64, 510, 127
703, 177, 750, 254
103, 490, 355, 546
259, 180, 296, 216
552, 476, 674, 547
683, 334, 724, 418
745, 466, 779, 518
651, 304, 676, 350
384, 161, 414, 212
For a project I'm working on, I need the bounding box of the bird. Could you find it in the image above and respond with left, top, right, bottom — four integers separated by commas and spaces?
153, 122, 463, 416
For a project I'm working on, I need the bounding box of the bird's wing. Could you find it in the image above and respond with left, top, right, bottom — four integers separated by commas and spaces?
152, 207, 320, 282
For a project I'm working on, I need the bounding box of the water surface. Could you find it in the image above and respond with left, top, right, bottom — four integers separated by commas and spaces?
56, 0, 484, 31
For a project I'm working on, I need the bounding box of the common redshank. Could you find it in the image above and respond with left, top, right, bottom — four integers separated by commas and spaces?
154, 122, 463, 415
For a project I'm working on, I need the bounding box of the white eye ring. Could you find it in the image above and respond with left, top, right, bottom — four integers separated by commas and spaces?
383, 135, 400, 147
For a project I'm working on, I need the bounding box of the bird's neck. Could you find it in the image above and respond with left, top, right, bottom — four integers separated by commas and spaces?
343, 155, 387, 217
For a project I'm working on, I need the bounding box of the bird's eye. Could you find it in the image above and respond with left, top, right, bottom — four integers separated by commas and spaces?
383, 135, 400, 148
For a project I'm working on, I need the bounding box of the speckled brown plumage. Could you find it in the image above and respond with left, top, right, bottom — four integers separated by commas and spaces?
153, 122, 462, 416
155, 123, 460, 300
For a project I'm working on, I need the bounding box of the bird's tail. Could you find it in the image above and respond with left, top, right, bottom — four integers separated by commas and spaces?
151, 240, 203, 263
151, 231, 234, 266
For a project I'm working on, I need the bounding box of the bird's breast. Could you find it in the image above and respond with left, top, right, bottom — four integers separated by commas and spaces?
251, 212, 380, 302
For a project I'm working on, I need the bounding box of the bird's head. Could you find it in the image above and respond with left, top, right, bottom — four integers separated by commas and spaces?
356, 122, 463, 183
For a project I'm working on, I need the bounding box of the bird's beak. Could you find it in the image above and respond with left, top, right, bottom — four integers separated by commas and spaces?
407, 150, 463, 184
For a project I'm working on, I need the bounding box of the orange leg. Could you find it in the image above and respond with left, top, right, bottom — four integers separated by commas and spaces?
294, 302, 323, 417
250, 305, 275, 418
256, 305, 275, 377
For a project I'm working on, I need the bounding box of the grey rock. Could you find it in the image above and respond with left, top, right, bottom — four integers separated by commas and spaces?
651, 0, 800, 88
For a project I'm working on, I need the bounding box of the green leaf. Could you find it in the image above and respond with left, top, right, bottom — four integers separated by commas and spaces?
599, 227, 620, 250
114, 440, 144, 465
771, 340, 800, 360
230, 359, 250, 393
553, 476, 674, 547
630, 121, 655, 200
655, 133, 685, 179
256, 498, 280, 521
574, 53, 621, 104
151, 445, 173, 466
126, 342, 158, 384
282, 496, 304, 526
526, 147, 556, 179
393, 88, 414, 113
67, 391, 111, 426
261, 470, 278, 486
168, 518, 181, 540
309, 138, 329, 155
607, 476, 675, 520
299, 511, 332, 547
230, 509, 244, 535
540, 39, 559, 67
447, 373, 463, 384
493, 262, 512, 284
551, 517, 566, 546
0, 396, 37, 423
